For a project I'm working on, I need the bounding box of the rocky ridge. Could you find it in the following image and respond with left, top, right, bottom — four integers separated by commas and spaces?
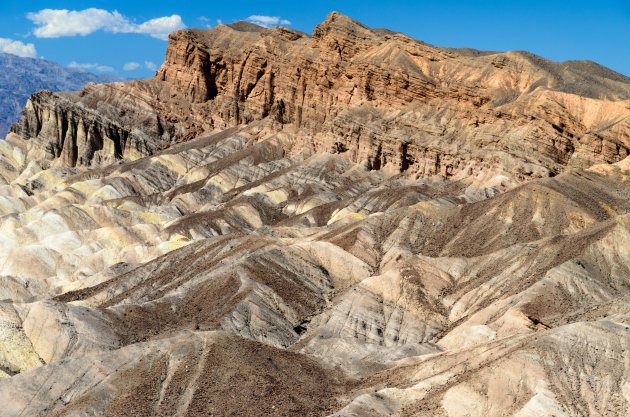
0, 11, 629, 417
11, 13, 630, 180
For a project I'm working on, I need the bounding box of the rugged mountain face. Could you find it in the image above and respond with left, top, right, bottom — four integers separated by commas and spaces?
1, 12, 629, 417
11, 13, 630, 178
0, 53, 121, 138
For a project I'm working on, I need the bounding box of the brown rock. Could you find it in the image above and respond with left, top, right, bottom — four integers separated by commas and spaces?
10, 12, 630, 179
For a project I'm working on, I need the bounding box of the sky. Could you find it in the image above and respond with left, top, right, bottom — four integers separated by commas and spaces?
0, 1, 628, 78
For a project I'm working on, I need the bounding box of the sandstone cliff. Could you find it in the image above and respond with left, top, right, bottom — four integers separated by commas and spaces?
10, 12, 630, 181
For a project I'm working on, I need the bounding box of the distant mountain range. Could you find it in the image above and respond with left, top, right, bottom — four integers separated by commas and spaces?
0, 53, 121, 137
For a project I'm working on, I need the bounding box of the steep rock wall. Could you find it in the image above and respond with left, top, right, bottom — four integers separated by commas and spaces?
9, 12, 630, 178
155, 12, 630, 178
10, 84, 185, 167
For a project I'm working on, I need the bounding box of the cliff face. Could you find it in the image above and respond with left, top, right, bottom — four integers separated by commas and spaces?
9, 12, 630, 180
9, 81, 195, 168
13, 91, 134, 167
155, 12, 630, 179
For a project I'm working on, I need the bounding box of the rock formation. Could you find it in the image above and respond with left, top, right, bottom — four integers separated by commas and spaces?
0, 53, 121, 138
12, 13, 630, 177
0, 11, 629, 417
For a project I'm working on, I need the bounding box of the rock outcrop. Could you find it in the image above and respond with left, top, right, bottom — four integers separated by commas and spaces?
9, 82, 187, 168
11, 13, 630, 179
1, 11, 630, 417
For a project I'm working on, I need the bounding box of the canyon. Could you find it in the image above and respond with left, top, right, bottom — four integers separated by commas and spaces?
0, 12, 628, 417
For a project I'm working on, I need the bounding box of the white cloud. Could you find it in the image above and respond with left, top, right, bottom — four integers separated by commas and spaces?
0, 38, 37, 58
27, 8, 186, 40
246, 15, 291, 28
133, 15, 185, 39
144, 61, 157, 71
123, 61, 140, 71
68, 61, 114, 72
123, 61, 158, 72
198, 16, 212, 29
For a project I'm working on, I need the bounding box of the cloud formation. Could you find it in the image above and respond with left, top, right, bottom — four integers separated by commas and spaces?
123, 61, 158, 72
144, 61, 158, 71
27, 8, 186, 40
198, 16, 212, 29
123, 62, 140, 71
0, 38, 37, 58
68, 61, 114, 72
246, 15, 291, 28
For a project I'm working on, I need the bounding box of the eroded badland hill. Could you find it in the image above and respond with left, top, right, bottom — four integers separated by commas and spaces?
0, 12, 629, 417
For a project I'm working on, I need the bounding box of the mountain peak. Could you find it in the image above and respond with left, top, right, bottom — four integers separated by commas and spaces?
311, 11, 376, 60
313, 11, 371, 38
320, 11, 367, 28
226, 20, 266, 33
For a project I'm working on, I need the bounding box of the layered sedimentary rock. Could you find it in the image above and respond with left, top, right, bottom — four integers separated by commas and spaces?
11, 13, 630, 179
10, 83, 186, 168
1, 11, 630, 417
1, 122, 629, 416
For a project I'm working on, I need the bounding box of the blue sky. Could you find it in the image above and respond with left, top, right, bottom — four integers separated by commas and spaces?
0, 1, 628, 77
